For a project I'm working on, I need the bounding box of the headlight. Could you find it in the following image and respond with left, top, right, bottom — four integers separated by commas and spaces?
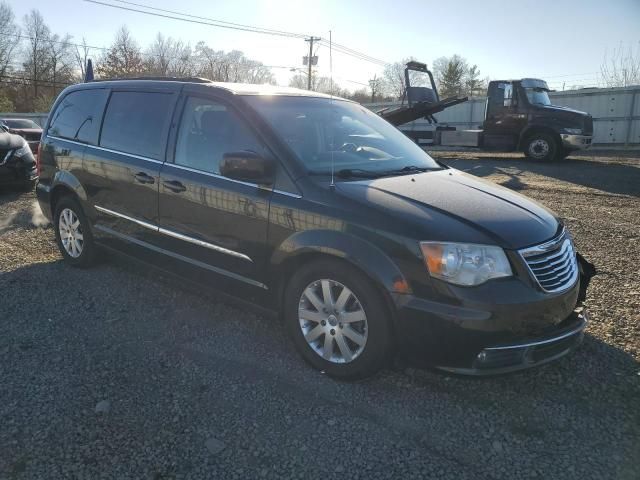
564, 128, 582, 135
420, 242, 512, 286
13, 143, 31, 158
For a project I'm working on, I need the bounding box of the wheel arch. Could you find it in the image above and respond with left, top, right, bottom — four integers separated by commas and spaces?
270, 230, 410, 323
50, 170, 89, 217
518, 125, 561, 150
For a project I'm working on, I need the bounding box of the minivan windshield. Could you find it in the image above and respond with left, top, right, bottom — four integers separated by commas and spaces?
524, 88, 551, 106
245, 96, 441, 176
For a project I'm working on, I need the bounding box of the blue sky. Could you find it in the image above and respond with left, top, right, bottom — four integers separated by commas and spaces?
9, 0, 640, 90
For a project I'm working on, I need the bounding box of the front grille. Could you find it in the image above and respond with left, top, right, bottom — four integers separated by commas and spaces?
520, 231, 578, 293
584, 116, 593, 135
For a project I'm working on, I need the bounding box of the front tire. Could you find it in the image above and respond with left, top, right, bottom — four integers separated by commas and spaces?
54, 196, 97, 267
284, 259, 393, 380
524, 132, 558, 162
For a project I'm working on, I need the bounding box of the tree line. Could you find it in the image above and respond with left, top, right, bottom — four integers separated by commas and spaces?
0, 2, 493, 113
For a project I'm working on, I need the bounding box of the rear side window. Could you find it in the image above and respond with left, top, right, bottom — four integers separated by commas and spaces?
100, 91, 174, 160
48, 89, 108, 144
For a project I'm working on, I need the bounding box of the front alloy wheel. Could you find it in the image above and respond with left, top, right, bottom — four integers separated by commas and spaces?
299, 279, 368, 364
285, 260, 392, 380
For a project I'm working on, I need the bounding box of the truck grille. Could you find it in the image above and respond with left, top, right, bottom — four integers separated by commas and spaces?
519, 231, 578, 293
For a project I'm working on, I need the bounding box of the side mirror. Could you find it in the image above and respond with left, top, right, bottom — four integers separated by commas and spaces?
220, 151, 274, 185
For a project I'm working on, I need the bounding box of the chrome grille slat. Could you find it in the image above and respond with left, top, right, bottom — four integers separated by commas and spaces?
542, 269, 575, 289
526, 241, 571, 265
529, 244, 571, 269
531, 255, 573, 277
519, 232, 578, 293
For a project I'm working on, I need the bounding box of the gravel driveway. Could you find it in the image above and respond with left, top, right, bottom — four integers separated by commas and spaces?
1, 150, 639, 479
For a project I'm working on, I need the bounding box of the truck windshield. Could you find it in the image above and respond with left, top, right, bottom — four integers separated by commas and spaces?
244, 96, 441, 176
525, 88, 551, 106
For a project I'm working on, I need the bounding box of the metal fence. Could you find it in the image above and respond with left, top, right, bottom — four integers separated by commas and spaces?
366, 85, 640, 147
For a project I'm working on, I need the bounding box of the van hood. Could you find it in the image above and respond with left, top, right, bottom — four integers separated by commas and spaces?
335, 169, 560, 249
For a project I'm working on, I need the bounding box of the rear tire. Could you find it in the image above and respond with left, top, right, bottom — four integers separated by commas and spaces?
283, 259, 393, 380
524, 132, 558, 162
54, 196, 97, 268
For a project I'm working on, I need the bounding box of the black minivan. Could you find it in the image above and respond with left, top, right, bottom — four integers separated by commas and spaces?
37, 78, 593, 379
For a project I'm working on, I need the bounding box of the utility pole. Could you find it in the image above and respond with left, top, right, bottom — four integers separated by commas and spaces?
304, 36, 321, 90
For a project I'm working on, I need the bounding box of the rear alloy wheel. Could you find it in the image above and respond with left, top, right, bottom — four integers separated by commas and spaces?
525, 133, 558, 162
54, 197, 96, 267
284, 260, 392, 380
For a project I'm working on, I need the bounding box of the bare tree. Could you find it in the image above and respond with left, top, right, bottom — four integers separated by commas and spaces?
48, 33, 74, 87
601, 42, 640, 87
22, 9, 52, 99
0, 1, 20, 78
97, 26, 143, 78
144, 33, 194, 77
350, 88, 370, 103
193, 43, 273, 84
368, 74, 382, 102
382, 59, 411, 100
74, 37, 91, 81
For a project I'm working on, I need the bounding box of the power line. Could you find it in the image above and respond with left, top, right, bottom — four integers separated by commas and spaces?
317, 39, 389, 67
0, 31, 109, 53
83, 0, 308, 38
83, 0, 391, 68
106, 0, 308, 38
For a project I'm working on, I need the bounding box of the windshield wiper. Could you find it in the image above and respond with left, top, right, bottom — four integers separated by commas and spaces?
314, 165, 439, 180
376, 165, 440, 176
335, 168, 385, 178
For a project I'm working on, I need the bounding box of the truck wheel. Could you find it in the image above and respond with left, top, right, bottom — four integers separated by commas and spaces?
524, 133, 558, 162
283, 259, 393, 380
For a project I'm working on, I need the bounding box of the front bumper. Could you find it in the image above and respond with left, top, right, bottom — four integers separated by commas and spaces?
393, 254, 595, 375
438, 310, 587, 375
561, 134, 592, 150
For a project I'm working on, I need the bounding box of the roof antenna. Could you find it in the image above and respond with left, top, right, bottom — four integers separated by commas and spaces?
329, 30, 335, 189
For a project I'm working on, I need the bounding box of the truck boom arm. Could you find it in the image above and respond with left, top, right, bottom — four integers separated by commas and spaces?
376, 60, 468, 127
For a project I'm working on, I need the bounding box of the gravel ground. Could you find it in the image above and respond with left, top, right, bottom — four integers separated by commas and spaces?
1, 150, 639, 479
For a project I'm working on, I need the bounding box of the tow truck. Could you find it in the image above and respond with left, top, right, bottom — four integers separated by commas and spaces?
378, 61, 593, 161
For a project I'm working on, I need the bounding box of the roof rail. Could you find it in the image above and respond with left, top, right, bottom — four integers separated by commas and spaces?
90, 76, 213, 84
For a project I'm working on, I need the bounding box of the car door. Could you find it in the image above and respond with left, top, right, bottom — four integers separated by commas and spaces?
157, 93, 272, 289
85, 87, 178, 245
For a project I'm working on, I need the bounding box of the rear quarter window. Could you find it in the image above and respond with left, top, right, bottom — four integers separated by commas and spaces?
48, 89, 109, 144
100, 91, 174, 160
